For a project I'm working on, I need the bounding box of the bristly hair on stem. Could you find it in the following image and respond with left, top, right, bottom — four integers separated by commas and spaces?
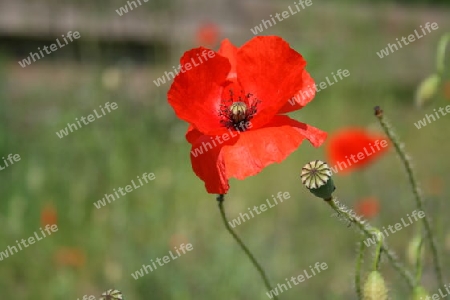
216, 194, 278, 299
327, 198, 415, 289
355, 241, 365, 300
374, 106, 444, 288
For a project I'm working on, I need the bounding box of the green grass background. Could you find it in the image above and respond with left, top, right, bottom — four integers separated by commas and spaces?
0, 0, 449, 299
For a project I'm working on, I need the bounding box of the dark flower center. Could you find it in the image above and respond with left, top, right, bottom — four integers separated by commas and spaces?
219, 89, 259, 131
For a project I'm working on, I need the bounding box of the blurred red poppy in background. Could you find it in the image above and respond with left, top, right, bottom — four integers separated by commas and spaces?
41, 203, 57, 227
54, 247, 86, 268
444, 80, 450, 100
326, 128, 389, 174
355, 197, 380, 218
426, 176, 444, 196
196, 22, 220, 47
168, 36, 327, 194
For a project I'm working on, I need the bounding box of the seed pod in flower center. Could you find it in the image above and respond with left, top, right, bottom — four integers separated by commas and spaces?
229, 102, 247, 123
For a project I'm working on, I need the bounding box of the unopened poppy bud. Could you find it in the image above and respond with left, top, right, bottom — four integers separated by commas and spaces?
407, 235, 424, 266
363, 271, 388, 300
415, 74, 441, 108
412, 286, 429, 300
301, 160, 335, 200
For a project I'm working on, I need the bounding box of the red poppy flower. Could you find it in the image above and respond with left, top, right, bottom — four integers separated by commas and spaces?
326, 128, 389, 174
41, 203, 57, 227
196, 22, 220, 47
355, 197, 380, 219
168, 36, 327, 194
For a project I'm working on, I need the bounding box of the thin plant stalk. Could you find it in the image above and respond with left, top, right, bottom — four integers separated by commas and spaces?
355, 241, 365, 300
327, 198, 415, 289
372, 230, 384, 271
375, 108, 444, 287
216, 195, 277, 299
415, 235, 425, 284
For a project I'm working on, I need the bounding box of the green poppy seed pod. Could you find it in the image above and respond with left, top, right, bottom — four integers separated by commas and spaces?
407, 235, 425, 266
415, 74, 441, 108
229, 101, 247, 123
301, 160, 335, 200
100, 289, 123, 300
363, 271, 388, 300
412, 286, 429, 300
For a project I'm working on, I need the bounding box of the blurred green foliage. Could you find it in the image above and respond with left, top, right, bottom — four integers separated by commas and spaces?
0, 0, 449, 299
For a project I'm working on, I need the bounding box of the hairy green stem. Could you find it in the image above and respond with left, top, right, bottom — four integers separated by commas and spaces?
373, 230, 383, 271
355, 241, 365, 300
327, 198, 415, 289
436, 33, 450, 75
375, 111, 444, 287
415, 235, 425, 284
216, 195, 277, 299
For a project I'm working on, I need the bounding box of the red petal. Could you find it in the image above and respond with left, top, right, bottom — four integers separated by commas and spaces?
223, 116, 326, 179
186, 125, 203, 144
188, 116, 326, 194
189, 133, 237, 194
236, 36, 307, 128
167, 47, 231, 135
218, 39, 238, 78
278, 70, 316, 114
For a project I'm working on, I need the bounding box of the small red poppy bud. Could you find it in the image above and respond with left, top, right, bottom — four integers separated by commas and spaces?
301, 160, 335, 200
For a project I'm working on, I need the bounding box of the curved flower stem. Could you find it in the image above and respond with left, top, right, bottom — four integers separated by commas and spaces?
375, 110, 444, 288
327, 198, 415, 289
436, 33, 450, 75
216, 195, 277, 299
372, 230, 383, 271
415, 235, 425, 284
355, 241, 365, 300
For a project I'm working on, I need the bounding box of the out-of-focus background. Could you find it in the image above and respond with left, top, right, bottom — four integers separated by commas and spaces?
0, 0, 449, 299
